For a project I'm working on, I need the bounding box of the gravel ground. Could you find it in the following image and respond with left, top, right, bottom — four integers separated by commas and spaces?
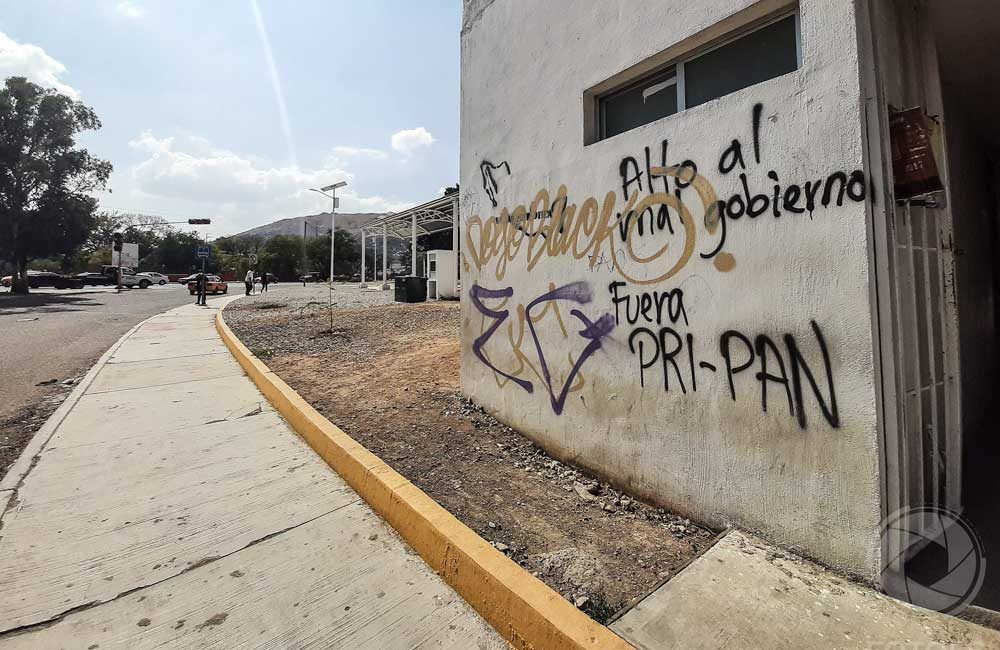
225, 285, 717, 623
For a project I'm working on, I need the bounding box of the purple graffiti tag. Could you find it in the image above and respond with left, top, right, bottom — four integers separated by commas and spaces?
469, 284, 534, 393
524, 282, 617, 415
470, 282, 616, 415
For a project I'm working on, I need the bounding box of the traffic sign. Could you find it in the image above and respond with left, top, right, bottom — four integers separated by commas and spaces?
248, 254, 258, 265
196, 245, 211, 259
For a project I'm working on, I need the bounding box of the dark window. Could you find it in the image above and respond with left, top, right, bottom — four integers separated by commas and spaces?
684, 14, 798, 109
600, 67, 678, 139
591, 12, 799, 142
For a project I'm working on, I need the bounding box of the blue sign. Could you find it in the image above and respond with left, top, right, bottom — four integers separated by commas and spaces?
196, 245, 211, 259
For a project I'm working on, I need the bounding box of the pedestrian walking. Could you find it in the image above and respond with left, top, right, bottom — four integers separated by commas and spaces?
195, 272, 207, 306
260, 271, 269, 293
245, 268, 254, 296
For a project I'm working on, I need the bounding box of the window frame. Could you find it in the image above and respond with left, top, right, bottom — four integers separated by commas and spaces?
598, 66, 679, 141
593, 7, 801, 143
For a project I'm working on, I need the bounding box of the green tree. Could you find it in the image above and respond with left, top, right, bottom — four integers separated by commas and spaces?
307, 229, 359, 279
0, 77, 111, 293
264, 235, 304, 280
155, 230, 205, 273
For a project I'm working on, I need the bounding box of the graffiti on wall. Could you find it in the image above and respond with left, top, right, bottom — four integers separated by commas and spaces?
479, 160, 511, 208
466, 103, 867, 285
612, 279, 839, 429
468, 104, 848, 429
470, 282, 615, 415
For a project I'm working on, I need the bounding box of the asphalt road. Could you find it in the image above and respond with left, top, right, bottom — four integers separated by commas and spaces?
0, 283, 200, 421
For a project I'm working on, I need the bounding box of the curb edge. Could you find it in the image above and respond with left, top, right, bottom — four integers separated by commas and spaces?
214, 311, 634, 650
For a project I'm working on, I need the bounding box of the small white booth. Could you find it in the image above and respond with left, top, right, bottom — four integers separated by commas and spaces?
425, 250, 457, 300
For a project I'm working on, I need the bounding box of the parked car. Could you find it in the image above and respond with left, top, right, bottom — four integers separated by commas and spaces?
188, 275, 228, 295
298, 273, 320, 283
1, 270, 84, 289
98, 266, 151, 289
178, 273, 200, 284
76, 272, 114, 286
124, 273, 152, 288
101, 265, 136, 277
137, 272, 169, 285
256, 273, 280, 284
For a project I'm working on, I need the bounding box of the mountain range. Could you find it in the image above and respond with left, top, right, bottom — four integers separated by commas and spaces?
231, 212, 385, 240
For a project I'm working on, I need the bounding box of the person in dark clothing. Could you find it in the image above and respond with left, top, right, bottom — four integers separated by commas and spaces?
260, 271, 269, 293
195, 272, 207, 306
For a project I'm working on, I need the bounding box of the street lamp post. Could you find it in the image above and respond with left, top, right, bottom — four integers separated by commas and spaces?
310, 181, 347, 332
310, 182, 347, 284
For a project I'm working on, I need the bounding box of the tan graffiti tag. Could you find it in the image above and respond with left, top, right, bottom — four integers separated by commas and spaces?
465, 165, 721, 286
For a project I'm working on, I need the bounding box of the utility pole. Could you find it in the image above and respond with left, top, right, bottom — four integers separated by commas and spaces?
309, 181, 347, 332
187, 219, 212, 277
113, 232, 123, 293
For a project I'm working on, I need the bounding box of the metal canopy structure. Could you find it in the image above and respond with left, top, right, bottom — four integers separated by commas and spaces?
367, 194, 457, 239
359, 193, 460, 290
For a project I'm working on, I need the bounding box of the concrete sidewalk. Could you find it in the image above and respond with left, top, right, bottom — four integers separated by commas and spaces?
612, 530, 1000, 649
0, 298, 504, 649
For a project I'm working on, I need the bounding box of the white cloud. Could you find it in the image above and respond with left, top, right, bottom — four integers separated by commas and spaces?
0, 31, 79, 99
129, 130, 173, 155
125, 130, 413, 233
390, 127, 435, 155
332, 145, 388, 160
115, 1, 143, 18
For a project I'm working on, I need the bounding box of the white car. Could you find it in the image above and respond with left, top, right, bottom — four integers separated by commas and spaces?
137, 272, 169, 285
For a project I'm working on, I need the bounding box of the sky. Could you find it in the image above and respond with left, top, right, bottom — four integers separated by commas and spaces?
0, 0, 461, 238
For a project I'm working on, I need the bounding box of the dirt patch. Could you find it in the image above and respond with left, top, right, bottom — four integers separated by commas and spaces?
0, 381, 76, 483
225, 291, 716, 623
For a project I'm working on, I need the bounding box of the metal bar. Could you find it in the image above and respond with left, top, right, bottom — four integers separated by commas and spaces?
452, 196, 460, 293
918, 206, 941, 507
936, 206, 962, 510
676, 61, 686, 111
412, 212, 418, 276
901, 202, 925, 506
889, 223, 911, 515
359, 229, 367, 288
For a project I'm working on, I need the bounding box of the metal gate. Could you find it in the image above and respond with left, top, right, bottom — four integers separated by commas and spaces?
859, 0, 965, 575
888, 199, 962, 515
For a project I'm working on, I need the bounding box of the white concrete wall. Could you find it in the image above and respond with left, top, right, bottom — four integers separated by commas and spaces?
460, 0, 882, 578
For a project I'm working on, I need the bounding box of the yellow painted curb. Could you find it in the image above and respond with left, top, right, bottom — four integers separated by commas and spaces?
215, 313, 634, 650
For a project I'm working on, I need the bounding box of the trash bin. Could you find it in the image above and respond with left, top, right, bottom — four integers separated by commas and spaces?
394, 276, 428, 303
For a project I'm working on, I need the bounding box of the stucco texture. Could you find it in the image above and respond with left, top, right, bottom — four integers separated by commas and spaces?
459, 0, 882, 579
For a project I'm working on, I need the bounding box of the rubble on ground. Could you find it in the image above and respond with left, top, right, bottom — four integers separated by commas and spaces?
225, 286, 716, 624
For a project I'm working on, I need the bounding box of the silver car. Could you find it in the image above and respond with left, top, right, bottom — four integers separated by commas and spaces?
137, 272, 169, 285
